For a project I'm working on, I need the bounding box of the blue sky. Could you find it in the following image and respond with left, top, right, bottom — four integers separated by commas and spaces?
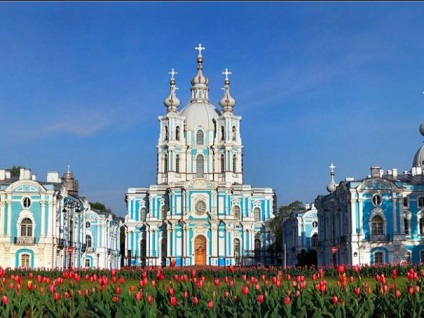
1, 2, 424, 216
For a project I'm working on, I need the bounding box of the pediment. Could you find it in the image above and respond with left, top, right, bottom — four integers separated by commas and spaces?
359, 178, 400, 191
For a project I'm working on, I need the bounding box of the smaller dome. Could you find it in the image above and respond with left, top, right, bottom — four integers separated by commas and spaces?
413, 145, 424, 168
419, 123, 424, 136
327, 182, 337, 193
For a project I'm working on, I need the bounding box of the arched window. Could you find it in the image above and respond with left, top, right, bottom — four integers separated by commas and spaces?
311, 233, 318, 248
21, 218, 32, 237
86, 235, 92, 248
196, 155, 204, 178
374, 251, 384, 264
176, 126, 180, 141
406, 250, 412, 263
196, 130, 204, 145
164, 154, 168, 173
221, 126, 225, 141
220, 154, 225, 173
176, 155, 180, 173
233, 154, 237, 173
85, 258, 91, 268
234, 238, 240, 265
140, 207, 146, 222
371, 215, 384, 235
164, 126, 168, 141
232, 126, 236, 141
233, 206, 240, 220
254, 207, 261, 221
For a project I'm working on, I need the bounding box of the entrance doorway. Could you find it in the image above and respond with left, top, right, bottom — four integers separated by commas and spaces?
194, 235, 206, 265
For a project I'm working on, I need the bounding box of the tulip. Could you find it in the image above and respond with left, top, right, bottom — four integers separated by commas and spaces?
332, 296, 338, 304
1, 295, 7, 305
192, 296, 199, 305
112, 296, 119, 303
284, 296, 290, 305
207, 300, 213, 309
241, 285, 249, 295
54, 292, 61, 301
170, 296, 177, 306
147, 295, 153, 304
135, 292, 142, 301
214, 278, 220, 287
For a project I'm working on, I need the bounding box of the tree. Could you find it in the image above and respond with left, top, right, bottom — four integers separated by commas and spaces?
269, 200, 305, 257
9, 166, 25, 177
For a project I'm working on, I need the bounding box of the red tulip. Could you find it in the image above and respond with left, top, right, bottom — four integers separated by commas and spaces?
115, 287, 121, 295
1, 296, 7, 305
207, 300, 213, 309
65, 292, 71, 299
119, 277, 125, 284
229, 265, 235, 274
135, 292, 142, 301
408, 286, 414, 295
170, 296, 177, 306
112, 295, 119, 303
241, 285, 249, 295
169, 288, 174, 296
54, 292, 61, 301
147, 295, 153, 304
192, 296, 199, 305
332, 296, 338, 304
354, 287, 361, 296
257, 294, 264, 303
214, 278, 220, 287
183, 291, 188, 298
395, 290, 401, 298
284, 296, 290, 305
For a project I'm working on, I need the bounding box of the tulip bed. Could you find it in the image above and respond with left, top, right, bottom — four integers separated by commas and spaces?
1, 264, 424, 317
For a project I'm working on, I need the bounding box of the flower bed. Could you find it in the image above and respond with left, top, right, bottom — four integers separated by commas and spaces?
1, 264, 424, 317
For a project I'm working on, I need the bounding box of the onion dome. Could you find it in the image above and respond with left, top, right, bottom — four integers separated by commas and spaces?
189, 43, 210, 103
326, 163, 337, 193
219, 68, 236, 112
163, 68, 181, 112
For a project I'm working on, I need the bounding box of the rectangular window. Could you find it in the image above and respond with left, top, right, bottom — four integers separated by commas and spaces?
420, 251, 424, 263
85, 258, 91, 268
405, 218, 410, 235
419, 197, 424, 208
420, 218, 424, 235
374, 252, 384, 264
21, 254, 30, 268
403, 197, 409, 207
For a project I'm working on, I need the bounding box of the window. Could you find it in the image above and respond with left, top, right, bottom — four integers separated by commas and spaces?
420, 218, 424, 235
196, 130, 204, 145
164, 154, 168, 173
404, 218, 410, 235
21, 254, 30, 268
164, 126, 168, 141
312, 221, 318, 228
22, 197, 31, 208
195, 200, 207, 215
221, 126, 225, 141
403, 197, 409, 207
234, 238, 240, 264
254, 207, 260, 221
372, 194, 382, 206
176, 126, 180, 141
21, 218, 32, 237
371, 215, 384, 235
233, 206, 241, 220
85, 222, 91, 229
140, 208, 146, 222
421, 250, 424, 263
85, 258, 91, 268
254, 235, 261, 262
220, 154, 225, 173
232, 154, 237, 173
311, 234, 318, 248
196, 155, 204, 178
374, 251, 384, 264
419, 197, 424, 208
86, 235, 92, 248
176, 155, 180, 173
232, 126, 236, 141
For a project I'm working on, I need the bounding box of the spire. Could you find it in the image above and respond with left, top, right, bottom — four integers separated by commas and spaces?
219, 68, 236, 112
326, 163, 337, 193
163, 68, 181, 112
190, 43, 209, 103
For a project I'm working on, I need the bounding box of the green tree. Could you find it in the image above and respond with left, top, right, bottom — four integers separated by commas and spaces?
9, 166, 25, 177
269, 200, 305, 257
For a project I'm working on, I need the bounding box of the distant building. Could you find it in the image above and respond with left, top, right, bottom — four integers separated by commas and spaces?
282, 203, 318, 266
0, 167, 120, 269
315, 125, 424, 265
124, 44, 276, 267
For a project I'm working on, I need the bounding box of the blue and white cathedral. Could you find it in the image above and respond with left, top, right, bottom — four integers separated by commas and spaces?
124, 44, 276, 267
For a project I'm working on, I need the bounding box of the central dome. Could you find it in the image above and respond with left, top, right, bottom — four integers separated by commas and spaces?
180, 102, 220, 131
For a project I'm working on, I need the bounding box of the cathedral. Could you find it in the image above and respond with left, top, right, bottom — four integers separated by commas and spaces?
124, 44, 276, 267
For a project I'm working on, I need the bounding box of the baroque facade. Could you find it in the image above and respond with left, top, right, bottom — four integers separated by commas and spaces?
282, 203, 318, 267
0, 168, 121, 269
315, 125, 424, 266
124, 44, 276, 267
